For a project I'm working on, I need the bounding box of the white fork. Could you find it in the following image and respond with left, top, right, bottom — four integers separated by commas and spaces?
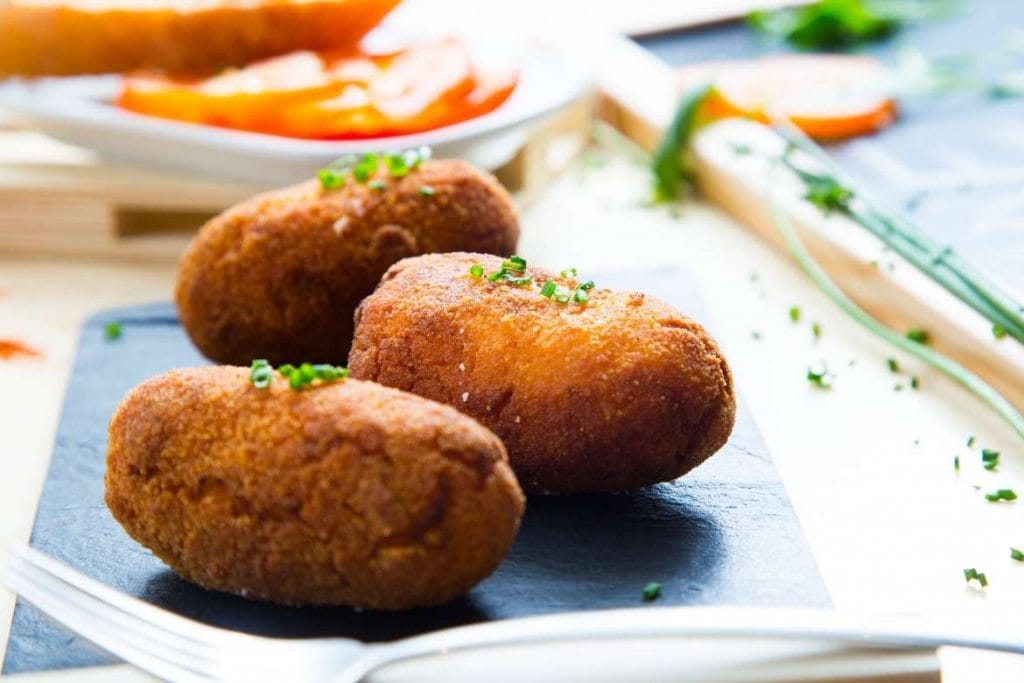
5, 542, 1024, 683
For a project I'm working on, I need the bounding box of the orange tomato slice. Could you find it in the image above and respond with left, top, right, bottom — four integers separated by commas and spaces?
117, 38, 519, 139
678, 55, 897, 141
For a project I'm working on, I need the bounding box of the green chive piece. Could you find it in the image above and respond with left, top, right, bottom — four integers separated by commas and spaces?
510, 276, 533, 287
954, 455, 960, 472
487, 270, 504, 283
384, 153, 409, 178
540, 281, 557, 298
906, 328, 930, 345
910, 376, 920, 390
469, 264, 484, 279
553, 286, 571, 304
560, 267, 578, 278
317, 167, 345, 190
352, 153, 379, 182
104, 321, 123, 341
249, 359, 273, 389
964, 567, 988, 587
806, 362, 833, 389
811, 322, 822, 339
573, 288, 589, 304
789, 306, 801, 323
642, 582, 662, 602
967, 436, 976, 448
981, 448, 1000, 471
579, 280, 595, 291
1011, 547, 1024, 562
367, 179, 387, 191
984, 488, 1018, 502
418, 185, 435, 196
886, 358, 899, 373
993, 324, 1007, 340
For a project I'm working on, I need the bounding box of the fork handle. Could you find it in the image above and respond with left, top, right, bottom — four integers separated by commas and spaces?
332, 605, 1024, 681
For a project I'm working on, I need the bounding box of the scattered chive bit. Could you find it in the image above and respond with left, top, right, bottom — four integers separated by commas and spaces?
317, 167, 346, 190
277, 362, 348, 391
642, 582, 662, 602
578, 280, 595, 291
905, 328, 929, 345
540, 281, 557, 298
367, 179, 387, 191
910, 376, 919, 390
806, 362, 833, 389
886, 358, 899, 373
751, 330, 763, 340
964, 567, 988, 587
560, 267, 578, 278
573, 288, 589, 304
104, 321, 123, 341
811, 322, 821, 339
469, 264, 484, 279
984, 488, 1018, 502
487, 255, 528, 283
967, 436, 976, 448
893, 383, 903, 392
982, 449, 1000, 471
993, 324, 1007, 340
789, 305, 801, 323
249, 359, 273, 389
553, 286, 572, 304
1011, 548, 1024, 562
419, 185, 435, 197
954, 455, 960, 473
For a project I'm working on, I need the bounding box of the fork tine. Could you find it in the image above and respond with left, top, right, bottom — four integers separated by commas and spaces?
3, 553, 213, 683
16, 545, 235, 643
8, 547, 222, 661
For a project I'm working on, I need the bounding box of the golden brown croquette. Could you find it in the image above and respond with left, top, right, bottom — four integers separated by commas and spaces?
175, 159, 519, 365
105, 366, 524, 609
348, 253, 736, 494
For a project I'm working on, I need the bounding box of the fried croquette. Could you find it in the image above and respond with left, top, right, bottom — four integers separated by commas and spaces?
348, 253, 737, 494
175, 159, 519, 365
104, 366, 525, 609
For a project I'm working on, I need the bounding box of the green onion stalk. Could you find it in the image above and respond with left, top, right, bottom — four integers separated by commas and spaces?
771, 119, 1024, 344
766, 174, 1024, 440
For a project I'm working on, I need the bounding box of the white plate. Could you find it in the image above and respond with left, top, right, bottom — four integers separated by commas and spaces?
0, 36, 589, 185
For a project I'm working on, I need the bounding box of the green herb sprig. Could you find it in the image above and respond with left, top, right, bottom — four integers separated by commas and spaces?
318, 147, 432, 191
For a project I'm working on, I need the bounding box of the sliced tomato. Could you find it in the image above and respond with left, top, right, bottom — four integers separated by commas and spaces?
117, 37, 518, 139
678, 54, 897, 141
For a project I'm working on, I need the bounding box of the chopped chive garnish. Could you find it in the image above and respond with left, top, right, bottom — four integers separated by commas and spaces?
811, 322, 821, 339
487, 270, 504, 283
317, 147, 432, 190
418, 185, 435, 196
984, 488, 1017, 502
789, 306, 801, 323
982, 448, 1000, 471
249, 359, 273, 389
993, 324, 1007, 340
560, 267, 578, 278
954, 455, 960, 472
540, 281, 557, 298
104, 321, 122, 341
573, 288, 589, 304
906, 328, 930, 345
964, 567, 988, 587
384, 153, 409, 177
553, 286, 572, 304
806, 362, 833, 389
642, 582, 662, 602
886, 358, 899, 373
910, 376, 920, 390
510, 276, 533, 287
367, 179, 387, 191
578, 280, 595, 291
967, 436, 976, 448
1012, 547, 1024, 562
317, 168, 345, 190
276, 361, 348, 390
469, 264, 484, 279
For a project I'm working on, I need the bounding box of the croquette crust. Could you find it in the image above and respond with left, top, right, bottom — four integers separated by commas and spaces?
348, 253, 737, 494
104, 367, 524, 609
175, 159, 519, 365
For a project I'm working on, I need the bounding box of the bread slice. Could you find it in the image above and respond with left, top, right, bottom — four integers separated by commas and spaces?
0, 0, 401, 77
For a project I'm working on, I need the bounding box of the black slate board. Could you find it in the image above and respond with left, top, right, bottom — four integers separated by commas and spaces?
4, 269, 828, 675
637, 0, 1024, 294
